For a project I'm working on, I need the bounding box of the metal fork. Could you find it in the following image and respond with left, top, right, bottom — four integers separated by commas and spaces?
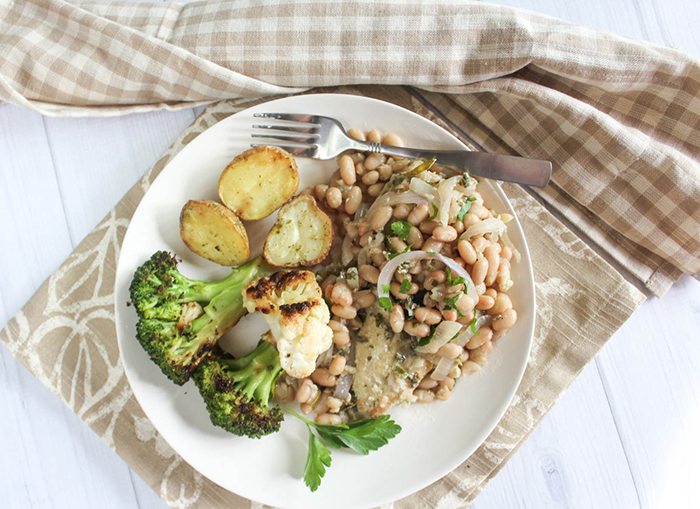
251, 113, 551, 187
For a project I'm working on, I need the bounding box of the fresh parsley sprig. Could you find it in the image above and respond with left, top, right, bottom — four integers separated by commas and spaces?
287, 410, 402, 492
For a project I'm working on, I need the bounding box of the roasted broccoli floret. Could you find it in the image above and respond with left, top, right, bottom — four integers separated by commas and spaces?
129, 251, 272, 385
193, 341, 284, 438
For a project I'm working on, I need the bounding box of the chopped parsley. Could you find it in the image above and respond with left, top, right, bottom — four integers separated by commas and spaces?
378, 296, 393, 312
457, 197, 477, 221
414, 325, 436, 348
382, 284, 391, 294
399, 277, 413, 294
443, 294, 466, 317
468, 313, 480, 334
390, 221, 413, 241
427, 203, 439, 221
388, 242, 415, 260
445, 266, 467, 287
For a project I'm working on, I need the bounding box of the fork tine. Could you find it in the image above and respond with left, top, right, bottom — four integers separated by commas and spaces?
250, 142, 318, 158
253, 112, 321, 123
252, 124, 319, 134
251, 133, 318, 144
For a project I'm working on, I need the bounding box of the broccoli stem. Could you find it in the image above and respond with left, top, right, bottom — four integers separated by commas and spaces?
220, 341, 283, 408
176, 257, 273, 364
172, 256, 271, 304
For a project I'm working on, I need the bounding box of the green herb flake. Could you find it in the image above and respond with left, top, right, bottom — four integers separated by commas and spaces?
445, 266, 467, 287
378, 296, 393, 312
388, 242, 415, 260
428, 203, 439, 221
469, 314, 479, 334
457, 197, 477, 221
390, 221, 413, 242
382, 284, 392, 294
415, 325, 436, 348
399, 278, 413, 294
443, 294, 466, 317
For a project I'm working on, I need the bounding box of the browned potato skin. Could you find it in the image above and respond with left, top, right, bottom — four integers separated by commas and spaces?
218, 146, 299, 221
263, 195, 333, 267
180, 200, 250, 266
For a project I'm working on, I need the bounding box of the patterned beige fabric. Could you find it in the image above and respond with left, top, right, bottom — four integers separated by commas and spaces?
0, 87, 646, 508
0, 0, 697, 505
1, 0, 698, 296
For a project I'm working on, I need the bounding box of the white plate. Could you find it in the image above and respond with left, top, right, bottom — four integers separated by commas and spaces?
114, 94, 535, 509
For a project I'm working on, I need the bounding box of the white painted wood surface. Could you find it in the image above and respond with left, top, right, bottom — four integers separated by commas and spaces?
1, 1, 699, 508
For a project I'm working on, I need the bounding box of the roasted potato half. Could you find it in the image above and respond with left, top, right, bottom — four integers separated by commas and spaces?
180, 200, 250, 266
218, 146, 299, 221
263, 195, 333, 267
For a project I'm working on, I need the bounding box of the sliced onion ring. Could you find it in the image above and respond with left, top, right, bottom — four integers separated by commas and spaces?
415, 320, 462, 354
461, 217, 506, 242
430, 356, 455, 381
431, 314, 492, 381
377, 250, 478, 305
453, 313, 492, 348
333, 373, 353, 400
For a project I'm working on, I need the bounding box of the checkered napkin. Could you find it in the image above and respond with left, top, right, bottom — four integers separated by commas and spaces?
1, 0, 698, 295
0, 0, 698, 507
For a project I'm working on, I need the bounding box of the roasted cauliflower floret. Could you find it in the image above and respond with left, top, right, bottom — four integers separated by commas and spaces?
242, 270, 333, 378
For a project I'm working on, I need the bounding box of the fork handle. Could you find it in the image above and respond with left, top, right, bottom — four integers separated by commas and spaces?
356, 142, 552, 188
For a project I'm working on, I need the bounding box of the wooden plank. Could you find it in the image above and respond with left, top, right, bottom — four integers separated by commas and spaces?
0, 105, 73, 318
43, 109, 196, 244
596, 275, 700, 509
472, 361, 639, 509
0, 104, 141, 508
634, 0, 700, 55
487, 0, 651, 42
130, 469, 169, 509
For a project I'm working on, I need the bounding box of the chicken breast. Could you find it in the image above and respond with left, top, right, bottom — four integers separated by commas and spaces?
353, 309, 431, 417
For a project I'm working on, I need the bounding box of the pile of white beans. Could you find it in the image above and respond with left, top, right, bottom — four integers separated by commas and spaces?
273, 128, 518, 423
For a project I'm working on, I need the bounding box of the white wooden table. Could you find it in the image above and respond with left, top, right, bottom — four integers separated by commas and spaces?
1, 1, 699, 508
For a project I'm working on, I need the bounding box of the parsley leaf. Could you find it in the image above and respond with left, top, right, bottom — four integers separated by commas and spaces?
313, 416, 402, 455
445, 266, 467, 287
443, 294, 466, 317
382, 284, 392, 294
415, 325, 436, 347
427, 203, 439, 221
378, 296, 393, 312
287, 410, 402, 492
390, 221, 413, 241
304, 426, 332, 492
399, 277, 413, 294
457, 197, 477, 221
469, 314, 480, 333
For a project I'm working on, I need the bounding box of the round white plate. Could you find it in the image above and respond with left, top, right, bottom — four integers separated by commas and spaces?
115, 94, 535, 509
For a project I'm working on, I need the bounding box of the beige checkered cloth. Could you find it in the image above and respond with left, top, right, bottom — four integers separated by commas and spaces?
0, 0, 698, 507
1, 0, 698, 295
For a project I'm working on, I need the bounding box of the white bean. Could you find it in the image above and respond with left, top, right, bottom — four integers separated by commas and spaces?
339, 155, 357, 185
371, 206, 393, 231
